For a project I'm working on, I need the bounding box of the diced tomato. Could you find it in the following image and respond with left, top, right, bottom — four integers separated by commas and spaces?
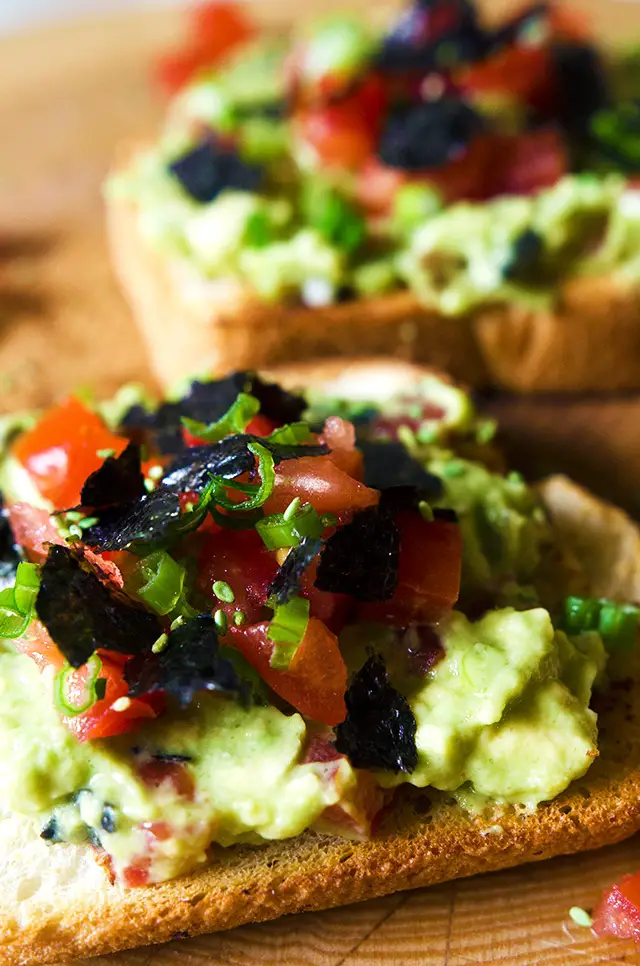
359, 514, 461, 625
62, 652, 160, 743
246, 414, 278, 437
122, 860, 151, 889
137, 760, 195, 799
593, 872, 640, 941
196, 527, 278, 624
304, 735, 384, 839
319, 417, 363, 481
295, 77, 386, 170
14, 619, 66, 672
490, 127, 567, 197
155, 2, 255, 95
12, 398, 127, 511
229, 618, 347, 726
7, 502, 62, 562
264, 456, 378, 518
458, 44, 552, 112
299, 555, 353, 635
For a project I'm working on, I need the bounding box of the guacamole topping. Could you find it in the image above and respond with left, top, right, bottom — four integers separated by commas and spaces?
110, 0, 640, 311
0, 370, 635, 887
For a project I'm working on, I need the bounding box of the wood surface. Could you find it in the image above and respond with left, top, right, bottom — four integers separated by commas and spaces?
3, 3, 640, 963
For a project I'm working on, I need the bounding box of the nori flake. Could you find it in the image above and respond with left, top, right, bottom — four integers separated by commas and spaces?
80, 441, 146, 509
0, 495, 22, 591
314, 507, 400, 602
35, 545, 162, 667
335, 654, 418, 773
358, 440, 444, 495
125, 613, 250, 708
169, 140, 263, 204
81, 485, 184, 552
267, 537, 323, 605
377, 98, 485, 172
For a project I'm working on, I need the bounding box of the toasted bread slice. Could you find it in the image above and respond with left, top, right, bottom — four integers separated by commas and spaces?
107, 146, 640, 393
3, 363, 640, 966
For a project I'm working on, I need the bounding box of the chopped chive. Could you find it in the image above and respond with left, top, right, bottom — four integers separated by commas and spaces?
148, 464, 164, 481
78, 516, 99, 530
144, 478, 155, 493
68, 524, 83, 540
64, 511, 83, 523
213, 580, 235, 604
152, 633, 169, 654
283, 498, 301, 522
214, 609, 228, 635
441, 460, 466, 478
170, 615, 185, 632
233, 609, 247, 626
97, 448, 116, 460
419, 500, 434, 522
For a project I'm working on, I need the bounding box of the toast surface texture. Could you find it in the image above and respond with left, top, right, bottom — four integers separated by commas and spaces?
107, 148, 640, 393
4, 364, 640, 964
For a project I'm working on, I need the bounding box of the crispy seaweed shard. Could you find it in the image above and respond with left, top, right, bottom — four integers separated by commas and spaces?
80, 442, 146, 509
82, 486, 182, 552
246, 373, 305, 425
162, 436, 328, 494
125, 613, 250, 708
35, 545, 161, 668
358, 440, 444, 495
268, 537, 323, 605
119, 400, 186, 456
0, 496, 22, 591
315, 507, 400, 602
335, 654, 418, 773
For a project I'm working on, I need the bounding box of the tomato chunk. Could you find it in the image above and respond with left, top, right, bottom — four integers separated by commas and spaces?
264, 456, 378, 518
593, 872, 640, 942
320, 417, 364, 481
12, 398, 127, 511
196, 528, 278, 624
359, 514, 461, 625
229, 618, 347, 726
491, 127, 567, 198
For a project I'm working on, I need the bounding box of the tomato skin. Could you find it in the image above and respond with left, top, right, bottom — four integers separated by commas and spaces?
458, 45, 552, 112
155, 2, 255, 95
229, 619, 347, 726
593, 873, 640, 941
137, 760, 195, 799
12, 398, 127, 511
15, 619, 66, 672
264, 456, 378, 518
359, 514, 461, 625
300, 556, 353, 635
296, 77, 386, 170
196, 528, 278, 624
319, 417, 364, 481
7, 502, 62, 562
490, 127, 567, 197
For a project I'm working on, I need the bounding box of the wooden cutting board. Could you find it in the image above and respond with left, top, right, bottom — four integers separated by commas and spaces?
3, 4, 640, 963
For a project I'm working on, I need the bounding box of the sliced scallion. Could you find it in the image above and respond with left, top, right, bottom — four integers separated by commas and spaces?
265, 422, 313, 445
267, 596, 310, 669
54, 654, 104, 717
213, 442, 275, 511
135, 551, 186, 616
182, 392, 260, 444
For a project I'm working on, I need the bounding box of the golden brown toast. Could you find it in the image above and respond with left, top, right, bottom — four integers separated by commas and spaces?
107, 147, 640, 393
3, 362, 640, 965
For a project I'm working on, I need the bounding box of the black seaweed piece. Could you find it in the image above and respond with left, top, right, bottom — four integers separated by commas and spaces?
119, 372, 306, 456
35, 545, 162, 667
169, 140, 263, 204
267, 537, 323, 605
358, 440, 444, 495
130, 748, 193, 764
315, 507, 400, 602
377, 98, 485, 172
81, 485, 183, 552
80, 442, 146, 509
125, 613, 249, 708
377, 0, 487, 74
432, 507, 459, 523
501, 228, 545, 283
0, 495, 22, 591
101, 805, 117, 834
40, 817, 62, 843
551, 42, 610, 138
335, 654, 418, 773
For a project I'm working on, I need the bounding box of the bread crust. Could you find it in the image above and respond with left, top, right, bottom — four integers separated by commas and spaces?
107, 148, 640, 393
5, 364, 640, 965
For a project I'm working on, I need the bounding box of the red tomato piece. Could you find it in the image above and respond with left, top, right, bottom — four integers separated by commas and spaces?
319, 417, 364, 481
12, 398, 127, 511
593, 872, 640, 941
304, 735, 384, 839
295, 78, 385, 170
359, 514, 461, 625
196, 528, 278, 624
458, 45, 552, 112
7, 502, 62, 562
62, 652, 159, 743
122, 861, 151, 889
264, 456, 378, 518
246, 414, 278, 437
490, 127, 567, 198
299, 555, 353, 635
14, 619, 66, 672
229, 618, 347, 726
137, 760, 195, 799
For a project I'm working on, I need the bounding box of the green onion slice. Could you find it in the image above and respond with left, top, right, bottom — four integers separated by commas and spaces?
182, 393, 260, 444
562, 595, 640, 652
213, 442, 275, 512
267, 596, 310, 669
0, 561, 41, 640
54, 654, 104, 717
256, 503, 324, 550
134, 550, 186, 616
265, 422, 314, 445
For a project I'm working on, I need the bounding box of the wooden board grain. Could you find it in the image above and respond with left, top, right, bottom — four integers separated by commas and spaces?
3, 3, 640, 964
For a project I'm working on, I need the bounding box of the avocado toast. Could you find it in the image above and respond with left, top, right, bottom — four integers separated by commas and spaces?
107, 1, 640, 391
0, 360, 639, 964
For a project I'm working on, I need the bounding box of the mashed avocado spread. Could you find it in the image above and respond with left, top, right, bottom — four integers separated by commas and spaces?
0, 372, 623, 887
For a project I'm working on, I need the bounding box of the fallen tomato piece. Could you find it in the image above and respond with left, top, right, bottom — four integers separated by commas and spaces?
593, 872, 640, 942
